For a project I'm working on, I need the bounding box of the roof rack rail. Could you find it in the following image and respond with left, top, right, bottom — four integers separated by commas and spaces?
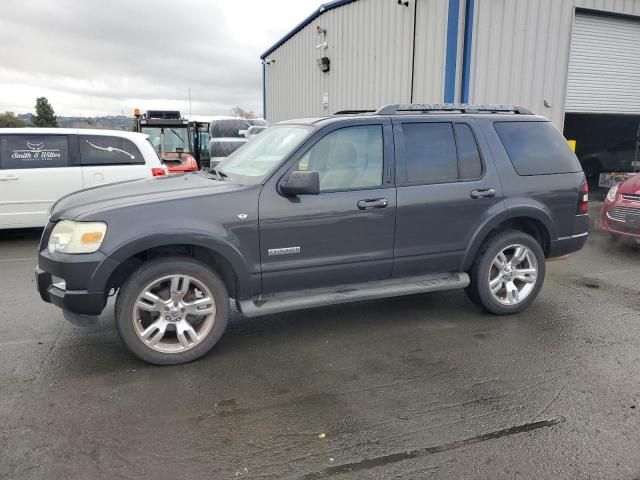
333, 109, 376, 115
374, 103, 533, 115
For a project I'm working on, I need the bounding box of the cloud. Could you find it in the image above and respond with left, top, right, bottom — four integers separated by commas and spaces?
0, 0, 319, 117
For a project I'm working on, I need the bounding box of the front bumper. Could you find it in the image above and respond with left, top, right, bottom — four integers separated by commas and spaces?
36, 268, 106, 316
36, 248, 114, 316
601, 201, 640, 240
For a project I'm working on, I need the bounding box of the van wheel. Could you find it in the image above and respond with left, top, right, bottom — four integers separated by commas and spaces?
466, 230, 545, 315
115, 256, 229, 365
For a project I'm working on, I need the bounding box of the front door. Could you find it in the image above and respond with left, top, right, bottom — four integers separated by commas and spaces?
259, 121, 396, 294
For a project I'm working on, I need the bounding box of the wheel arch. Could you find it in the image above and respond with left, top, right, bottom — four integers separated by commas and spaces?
91, 234, 254, 300
461, 208, 554, 272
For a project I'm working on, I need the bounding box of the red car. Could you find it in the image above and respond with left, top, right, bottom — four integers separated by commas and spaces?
601, 173, 640, 240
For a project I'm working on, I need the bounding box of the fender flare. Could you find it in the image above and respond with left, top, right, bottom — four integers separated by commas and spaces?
88, 230, 254, 299
460, 205, 556, 271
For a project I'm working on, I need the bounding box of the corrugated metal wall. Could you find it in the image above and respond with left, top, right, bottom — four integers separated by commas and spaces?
468, 0, 640, 128
265, 0, 413, 122
411, 0, 449, 103
264, 0, 449, 123
265, 0, 640, 125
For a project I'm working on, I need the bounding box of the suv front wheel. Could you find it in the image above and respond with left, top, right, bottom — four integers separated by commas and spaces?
115, 256, 230, 365
467, 230, 546, 315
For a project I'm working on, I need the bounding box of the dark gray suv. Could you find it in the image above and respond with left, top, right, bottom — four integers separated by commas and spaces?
36, 104, 589, 364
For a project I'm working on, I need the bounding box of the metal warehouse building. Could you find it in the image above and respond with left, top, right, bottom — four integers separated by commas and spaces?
260, 0, 640, 179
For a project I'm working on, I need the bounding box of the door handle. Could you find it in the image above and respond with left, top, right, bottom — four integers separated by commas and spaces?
0, 175, 19, 181
470, 188, 496, 199
357, 198, 389, 210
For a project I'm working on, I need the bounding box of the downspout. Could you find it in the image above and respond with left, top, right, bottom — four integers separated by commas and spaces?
410, 0, 418, 103
460, 0, 475, 103
444, 0, 461, 102
262, 62, 267, 120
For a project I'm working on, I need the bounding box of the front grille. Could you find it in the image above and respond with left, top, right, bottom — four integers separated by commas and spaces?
621, 194, 640, 202
608, 206, 640, 222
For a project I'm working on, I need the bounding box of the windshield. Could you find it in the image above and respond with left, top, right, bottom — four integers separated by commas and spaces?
217, 125, 313, 184
142, 127, 191, 153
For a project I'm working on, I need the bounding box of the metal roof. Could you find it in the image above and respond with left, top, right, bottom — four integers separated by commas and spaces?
260, 0, 358, 59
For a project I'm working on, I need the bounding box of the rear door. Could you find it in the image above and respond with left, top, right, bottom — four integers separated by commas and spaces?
79, 134, 148, 187
392, 118, 504, 276
0, 133, 82, 228
259, 120, 396, 293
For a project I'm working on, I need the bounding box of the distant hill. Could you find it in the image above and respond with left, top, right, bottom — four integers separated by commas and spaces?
17, 114, 134, 131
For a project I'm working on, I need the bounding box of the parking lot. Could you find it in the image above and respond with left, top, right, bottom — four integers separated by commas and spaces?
1, 202, 639, 479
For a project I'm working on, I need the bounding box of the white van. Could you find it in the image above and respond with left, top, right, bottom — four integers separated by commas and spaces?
0, 128, 167, 229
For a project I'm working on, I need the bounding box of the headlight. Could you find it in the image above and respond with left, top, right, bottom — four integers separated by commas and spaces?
606, 183, 619, 202
48, 221, 107, 254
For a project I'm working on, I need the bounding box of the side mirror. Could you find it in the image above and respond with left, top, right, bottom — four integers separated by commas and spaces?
280, 170, 320, 196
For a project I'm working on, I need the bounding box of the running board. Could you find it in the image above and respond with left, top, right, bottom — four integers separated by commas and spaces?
238, 272, 470, 318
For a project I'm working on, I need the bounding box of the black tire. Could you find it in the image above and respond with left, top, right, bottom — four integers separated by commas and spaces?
466, 230, 546, 315
115, 256, 229, 365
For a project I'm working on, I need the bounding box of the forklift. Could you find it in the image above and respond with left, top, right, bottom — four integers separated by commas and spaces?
133, 109, 200, 173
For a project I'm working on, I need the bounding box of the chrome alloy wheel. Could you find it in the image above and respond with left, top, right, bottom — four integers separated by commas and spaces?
488, 244, 538, 306
132, 275, 216, 353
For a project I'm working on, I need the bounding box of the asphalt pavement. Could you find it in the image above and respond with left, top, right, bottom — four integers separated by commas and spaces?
1, 202, 640, 479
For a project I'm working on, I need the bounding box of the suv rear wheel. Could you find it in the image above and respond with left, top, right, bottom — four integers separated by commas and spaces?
115, 256, 229, 365
466, 230, 545, 315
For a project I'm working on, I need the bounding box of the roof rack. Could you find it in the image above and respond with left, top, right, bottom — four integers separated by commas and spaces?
375, 103, 533, 115
333, 109, 376, 115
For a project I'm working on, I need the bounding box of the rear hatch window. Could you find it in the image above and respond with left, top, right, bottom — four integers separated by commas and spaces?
495, 121, 581, 175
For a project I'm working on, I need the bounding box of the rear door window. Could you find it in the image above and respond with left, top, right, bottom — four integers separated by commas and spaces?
400, 122, 483, 184
79, 135, 144, 165
0, 135, 70, 169
494, 121, 581, 175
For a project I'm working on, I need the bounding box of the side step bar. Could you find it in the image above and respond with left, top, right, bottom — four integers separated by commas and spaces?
238, 272, 470, 318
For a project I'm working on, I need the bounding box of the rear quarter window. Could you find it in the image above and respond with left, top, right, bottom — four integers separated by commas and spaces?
80, 135, 144, 165
494, 121, 581, 175
0, 135, 70, 169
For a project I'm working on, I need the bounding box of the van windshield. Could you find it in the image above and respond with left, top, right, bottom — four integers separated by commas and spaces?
216, 125, 313, 184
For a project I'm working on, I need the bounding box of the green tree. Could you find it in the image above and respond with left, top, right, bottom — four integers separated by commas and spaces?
0, 112, 27, 128
32, 97, 58, 127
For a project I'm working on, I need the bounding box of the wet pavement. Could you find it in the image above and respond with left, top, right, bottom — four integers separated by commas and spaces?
1, 203, 640, 479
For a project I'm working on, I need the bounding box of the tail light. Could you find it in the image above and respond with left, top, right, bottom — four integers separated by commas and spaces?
151, 168, 166, 177
578, 180, 589, 214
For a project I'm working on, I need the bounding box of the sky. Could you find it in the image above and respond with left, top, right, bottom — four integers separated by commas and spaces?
0, 0, 320, 118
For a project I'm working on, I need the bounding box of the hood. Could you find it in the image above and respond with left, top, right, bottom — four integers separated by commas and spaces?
619, 172, 640, 195
50, 172, 241, 221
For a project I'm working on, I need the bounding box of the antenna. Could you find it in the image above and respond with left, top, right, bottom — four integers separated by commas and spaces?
188, 88, 192, 120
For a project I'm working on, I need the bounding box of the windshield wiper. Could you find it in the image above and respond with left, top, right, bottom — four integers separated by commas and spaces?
170, 129, 185, 142
207, 168, 227, 181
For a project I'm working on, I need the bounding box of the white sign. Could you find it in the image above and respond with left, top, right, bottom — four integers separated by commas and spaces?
322, 92, 329, 110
